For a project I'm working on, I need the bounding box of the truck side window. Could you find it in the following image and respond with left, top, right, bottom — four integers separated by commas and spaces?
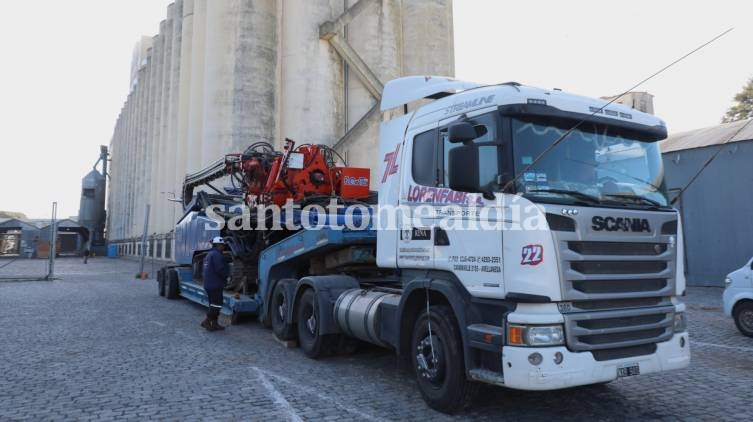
412, 129, 438, 186
441, 112, 500, 188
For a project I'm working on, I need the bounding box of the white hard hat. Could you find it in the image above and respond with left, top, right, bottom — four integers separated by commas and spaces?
211, 236, 225, 245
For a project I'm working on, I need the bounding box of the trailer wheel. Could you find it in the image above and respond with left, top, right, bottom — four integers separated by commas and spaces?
157, 268, 166, 297
165, 269, 180, 300
296, 288, 337, 358
734, 301, 753, 337
411, 305, 477, 413
271, 280, 297, 341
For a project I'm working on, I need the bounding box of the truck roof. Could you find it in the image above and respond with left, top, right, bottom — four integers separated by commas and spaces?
381, 76, 666, 131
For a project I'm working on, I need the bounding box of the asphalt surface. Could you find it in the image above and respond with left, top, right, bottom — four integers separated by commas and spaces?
0, 257, 751, 421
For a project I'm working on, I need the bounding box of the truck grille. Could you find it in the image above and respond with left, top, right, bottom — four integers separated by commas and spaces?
552, 226, 678, 355
560, 241, 675, 301
564, 306, 675, 352
570, 296, 665, 311
572, 278, 667, 294
568, 241, 667, 256
571, 260, 666, 274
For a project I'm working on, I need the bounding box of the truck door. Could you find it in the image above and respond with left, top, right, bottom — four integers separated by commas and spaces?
397, 125, 438, 269
408, 109, 506, 297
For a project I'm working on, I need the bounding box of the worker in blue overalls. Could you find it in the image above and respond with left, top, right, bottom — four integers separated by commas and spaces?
201, 237, 229, 331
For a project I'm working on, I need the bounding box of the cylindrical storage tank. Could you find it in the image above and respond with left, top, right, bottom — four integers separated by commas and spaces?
334, 289, 401, 348
337, 0, 403, 188
201, 0, 237, 166
186, 0, 206, 174
163, 0, 184, 233
157, 3, 177, 234
148, 28, 165, 239
401, 0, 454, 76
278, 0, 344, 147
175, 0, 194, 200
343, 0, 401, 130
202, 0, 277, 161
78, 170, 106, 244
230, 0, 277, 152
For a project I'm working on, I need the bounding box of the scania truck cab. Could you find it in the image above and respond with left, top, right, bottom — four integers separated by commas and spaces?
376, 76, 690, 402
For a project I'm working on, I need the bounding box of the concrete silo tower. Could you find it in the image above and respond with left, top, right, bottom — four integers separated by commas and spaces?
106, 0, 455, 258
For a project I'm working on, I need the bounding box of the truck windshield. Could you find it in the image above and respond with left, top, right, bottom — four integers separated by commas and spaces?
511, 117, 669, 208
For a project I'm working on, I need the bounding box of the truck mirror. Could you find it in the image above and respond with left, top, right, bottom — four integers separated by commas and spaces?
447, 122, 477, 144
448, 144, 481, 193
496, 173, 513, 188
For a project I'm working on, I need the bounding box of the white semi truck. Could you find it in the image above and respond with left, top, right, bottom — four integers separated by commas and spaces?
161, 75, 691, 413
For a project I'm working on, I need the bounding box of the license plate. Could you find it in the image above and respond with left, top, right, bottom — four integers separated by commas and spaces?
617, 364, 640, 378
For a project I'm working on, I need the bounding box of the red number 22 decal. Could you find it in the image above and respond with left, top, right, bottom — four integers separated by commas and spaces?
521, 244, 544, 266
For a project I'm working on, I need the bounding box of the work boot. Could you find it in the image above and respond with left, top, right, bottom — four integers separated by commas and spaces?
200, 318, 211, 329
208, 320, 225, 331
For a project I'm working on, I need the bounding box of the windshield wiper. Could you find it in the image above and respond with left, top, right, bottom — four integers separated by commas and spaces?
603, 193, 663, 207
528, 189, 601, 204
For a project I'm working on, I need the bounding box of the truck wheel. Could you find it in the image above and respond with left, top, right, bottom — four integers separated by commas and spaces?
734, 302, 753, 337
296, 288, 337, 358
271, 280, 297, 341
157, 268, 166, 297
165, 269, 180, 300
411, 305, 477, 413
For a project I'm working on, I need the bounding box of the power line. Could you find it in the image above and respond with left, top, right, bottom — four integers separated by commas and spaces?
502, 28, 734, 193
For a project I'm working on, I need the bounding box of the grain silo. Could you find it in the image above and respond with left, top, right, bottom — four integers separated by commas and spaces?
106, 0, 455, 259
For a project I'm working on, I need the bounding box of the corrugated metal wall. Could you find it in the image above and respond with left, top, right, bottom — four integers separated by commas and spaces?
662, 140, 753, 286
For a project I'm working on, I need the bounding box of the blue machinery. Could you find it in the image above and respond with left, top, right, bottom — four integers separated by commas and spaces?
174, 221, 377, 320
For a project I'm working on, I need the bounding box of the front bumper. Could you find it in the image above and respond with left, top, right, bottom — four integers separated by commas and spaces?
500, 332, 690, 390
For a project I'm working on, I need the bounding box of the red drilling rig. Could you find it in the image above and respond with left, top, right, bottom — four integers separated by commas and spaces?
183, 138, 370, 209
177, 139, 372, 292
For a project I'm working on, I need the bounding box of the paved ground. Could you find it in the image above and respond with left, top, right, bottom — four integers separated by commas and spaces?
1, 257, 751, 421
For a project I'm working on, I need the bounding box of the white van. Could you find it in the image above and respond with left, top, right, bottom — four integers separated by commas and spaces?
723, 257, 753, 337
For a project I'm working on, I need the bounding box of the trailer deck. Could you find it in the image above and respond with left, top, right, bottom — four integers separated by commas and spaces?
174, 267, 261, 319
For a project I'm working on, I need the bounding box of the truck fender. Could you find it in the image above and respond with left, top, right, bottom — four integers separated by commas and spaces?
293, 275, 360, 335
395, 275, 474, 373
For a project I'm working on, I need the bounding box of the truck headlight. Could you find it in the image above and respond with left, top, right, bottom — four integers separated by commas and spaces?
724, 277, 732, 287
673, 313, 687, 333
508, 324, 565, 346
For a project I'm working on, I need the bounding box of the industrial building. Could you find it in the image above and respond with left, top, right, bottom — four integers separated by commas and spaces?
106, 0, 454, 260
0, 218, 88, 258
661, 118, 753, 286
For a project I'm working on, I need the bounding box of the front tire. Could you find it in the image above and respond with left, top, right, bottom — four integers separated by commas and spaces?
734, 302, 753, 337
411, 305, 477, 413
296, 288, 337, 358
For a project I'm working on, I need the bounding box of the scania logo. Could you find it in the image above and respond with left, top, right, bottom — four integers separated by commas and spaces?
591, 216, 651, 233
